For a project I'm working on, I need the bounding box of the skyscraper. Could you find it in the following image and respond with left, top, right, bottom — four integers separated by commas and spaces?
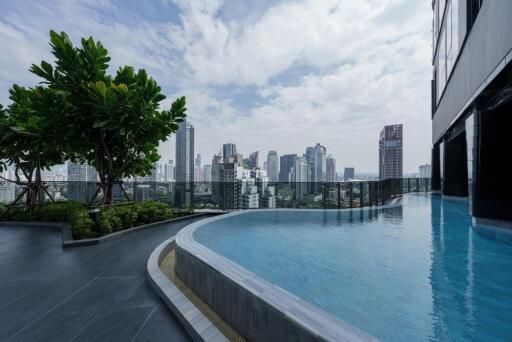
379, 124, 403, 180
419, 164, 432, 179
326, 155, 336, 182
312, 143, 327, 182
175, 119, 194, 184
267, 151, 279, 182
290, 156, 309, 199
223, 143, 237, 163
164, 160, 174, 182
195, 154, 201, 168
249, 151, 259, 169
279, 154, 297, 182
344, 167, 355, 182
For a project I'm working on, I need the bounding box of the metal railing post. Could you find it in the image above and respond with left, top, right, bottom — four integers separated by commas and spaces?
337, 182, 341, 209
349, 182, 353, 208
407, 178, 410, 193
360, 182, 364, 207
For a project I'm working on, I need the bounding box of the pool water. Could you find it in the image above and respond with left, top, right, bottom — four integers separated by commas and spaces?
194, 194, 512, 341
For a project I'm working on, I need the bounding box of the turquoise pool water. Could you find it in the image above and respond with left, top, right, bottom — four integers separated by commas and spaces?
194, 194, 512, 341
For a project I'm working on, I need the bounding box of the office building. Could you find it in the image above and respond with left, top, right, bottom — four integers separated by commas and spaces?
175, 120, 194, 184
289, 156, 309, 200
267, 151, 279, 182
344, 167, 355, 182
431, 0, 512, 222
164, 161, 174, 182
195, 154, 201, 168
279, 154, 297, 182
326, 155, 336, 182
203, 164, 212, 182
249, 151, 259, 169
419, 164, 432, 179
222, 143, 237, 163
379, 124, 403, 180
175, 119, 194, 206
66, 162, 98, 201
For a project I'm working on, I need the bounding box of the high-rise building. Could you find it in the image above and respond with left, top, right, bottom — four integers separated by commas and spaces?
66, 162, 98, 201
312, 143, 327, 183
326, 155, 336, 182
379, 124, 403, 180
164, 160, 174, 182
279, 154, 297, 182
195, 154, 201, 168
290, 156, 309, 199
203, 164, 212, 182
266, 151, 279, 182
344, 167, 355, 182
249, 151, 259, 169
175, 120, 194, 206
419, 164, 432, 179
222, 143, 237, 163
431, 1, 512, 222
175, 119, 194, 184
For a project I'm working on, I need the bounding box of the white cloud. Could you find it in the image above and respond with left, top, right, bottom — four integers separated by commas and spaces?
0, 0, 433, 173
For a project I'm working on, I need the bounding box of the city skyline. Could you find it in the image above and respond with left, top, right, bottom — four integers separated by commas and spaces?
0, 0, 432, 174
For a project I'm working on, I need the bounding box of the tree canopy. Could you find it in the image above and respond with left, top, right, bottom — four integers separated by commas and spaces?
1, 30, 187, 205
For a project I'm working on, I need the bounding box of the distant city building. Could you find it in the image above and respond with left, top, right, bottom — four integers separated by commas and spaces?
289, 156, 309, 200
222, 143, 237, 163
263, 161, 268, 172
203, 164, 212, 182
175, 119, 194, 205
195, 154, 201, 168
419, 164, 432, 179
312, 143, 327, 183
249, 151, 259, 169
279, 154, 297, 182
379, 124, 403, 180
164, 160, 174, 182
267, 151, 279, 182
344, 167, 355, 182
175, 119, 194, 184
326, 155, 336, 182
66, 162, 98, 201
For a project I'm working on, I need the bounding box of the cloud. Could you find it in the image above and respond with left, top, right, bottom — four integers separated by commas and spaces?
0, 0, 433, 173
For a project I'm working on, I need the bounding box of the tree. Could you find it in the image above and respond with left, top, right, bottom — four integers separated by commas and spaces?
29, 31, 187, 204
0, 86, 66, 206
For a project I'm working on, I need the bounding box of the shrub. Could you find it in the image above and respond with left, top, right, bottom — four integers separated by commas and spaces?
68, 210, 95, 239
33, 201, 84, 222
98, 209, 122, 234
137, 201, 173, 224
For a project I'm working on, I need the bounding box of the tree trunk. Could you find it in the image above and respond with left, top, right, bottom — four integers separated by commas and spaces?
101, 179, 114, 205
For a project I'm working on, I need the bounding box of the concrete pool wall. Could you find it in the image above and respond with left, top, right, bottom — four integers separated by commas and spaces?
174, 206, 403, 341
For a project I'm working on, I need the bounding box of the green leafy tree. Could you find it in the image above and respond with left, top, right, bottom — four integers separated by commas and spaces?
0, 86, 65, 206
29, 31, 186, 204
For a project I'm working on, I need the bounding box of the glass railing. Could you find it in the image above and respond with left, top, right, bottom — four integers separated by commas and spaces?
0, 178, 431, 209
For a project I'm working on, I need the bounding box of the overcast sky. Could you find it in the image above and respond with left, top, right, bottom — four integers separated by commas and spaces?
0, 0, 433, 173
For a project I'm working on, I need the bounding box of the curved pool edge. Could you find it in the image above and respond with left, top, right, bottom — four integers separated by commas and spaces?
174, 202, 404, 341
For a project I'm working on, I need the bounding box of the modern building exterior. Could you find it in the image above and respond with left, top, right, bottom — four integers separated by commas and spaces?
249, 151, 259, 169
312, 144, 327, 183
164, 160, 174, 182
66, 162, 98, 201
266, 151, 279, 182
279, 154, 297, 182
419, 164, 432, 179
222, 143, 237, 163
431, 0, 512, 222
175, 120, 194, 205
379, 124, 403, 180
203, 164, 212, 182
289, 156, 309, 200
195, 154, 201, 168
344, 167, 355, 182
326, 155, 336, 182
175, 120, 194, 184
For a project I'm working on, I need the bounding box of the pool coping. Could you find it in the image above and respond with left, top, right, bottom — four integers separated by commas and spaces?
174, 201, 405, 341
146, 236, 229, 342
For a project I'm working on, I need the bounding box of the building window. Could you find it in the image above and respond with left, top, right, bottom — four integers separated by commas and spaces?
435, 0, 460, 104
467, 0, 484, 32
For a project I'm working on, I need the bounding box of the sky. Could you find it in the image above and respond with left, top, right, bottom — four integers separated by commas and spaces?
0, 0, 433, 174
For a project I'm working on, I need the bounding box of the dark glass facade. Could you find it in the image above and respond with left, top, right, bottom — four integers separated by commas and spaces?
431, 0, 512, 222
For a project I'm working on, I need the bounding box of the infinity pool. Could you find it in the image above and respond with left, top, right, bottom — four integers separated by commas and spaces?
194, 194, 512, 341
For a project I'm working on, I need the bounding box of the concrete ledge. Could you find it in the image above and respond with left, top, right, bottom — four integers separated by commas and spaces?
146, 237, 228, 342
174, 204, 399, 341
0, 213, 215, 248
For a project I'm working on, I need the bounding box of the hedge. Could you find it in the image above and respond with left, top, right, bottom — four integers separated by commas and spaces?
0, 201, 194, 240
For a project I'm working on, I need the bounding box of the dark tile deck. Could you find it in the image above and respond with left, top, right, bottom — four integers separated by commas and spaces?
0, 216, 211, 342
